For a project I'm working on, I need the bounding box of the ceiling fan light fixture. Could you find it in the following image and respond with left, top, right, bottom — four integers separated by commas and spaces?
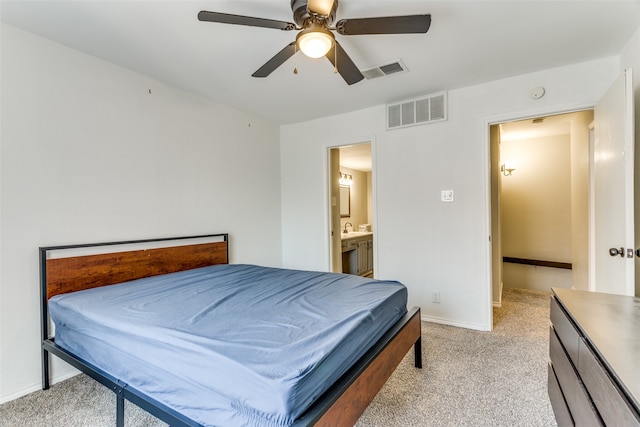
297, 25, 334, 58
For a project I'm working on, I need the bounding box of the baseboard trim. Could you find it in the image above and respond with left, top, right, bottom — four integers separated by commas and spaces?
0, 369, 79, 404
493, 281, 503, 307
421, 314, 489, 331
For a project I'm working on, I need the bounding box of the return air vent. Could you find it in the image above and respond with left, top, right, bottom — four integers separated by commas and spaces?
362, 60, 408, 80
386, 91, 447, 130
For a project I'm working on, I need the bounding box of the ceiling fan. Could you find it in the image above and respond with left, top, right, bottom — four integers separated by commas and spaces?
198, 0, 431, 85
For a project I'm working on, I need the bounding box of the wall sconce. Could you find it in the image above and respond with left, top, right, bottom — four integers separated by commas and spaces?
500, 163, 516, 176
339, 172, 353, 186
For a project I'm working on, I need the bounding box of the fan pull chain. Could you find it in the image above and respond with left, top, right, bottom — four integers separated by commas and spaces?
333, 44, 338, 74
293, 43, 298, 75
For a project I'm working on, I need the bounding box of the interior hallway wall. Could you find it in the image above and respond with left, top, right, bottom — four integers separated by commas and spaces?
490, 125, 503, 305
501, 134, 573, 291
570, 110, 594, 291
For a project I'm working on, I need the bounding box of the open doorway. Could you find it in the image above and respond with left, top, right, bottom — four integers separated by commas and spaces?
328, 142, 374, 276
490, 110, 593, 306
488, 69, 635, 326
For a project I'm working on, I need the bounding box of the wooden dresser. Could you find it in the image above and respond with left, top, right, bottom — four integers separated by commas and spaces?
548, 288, 640, 426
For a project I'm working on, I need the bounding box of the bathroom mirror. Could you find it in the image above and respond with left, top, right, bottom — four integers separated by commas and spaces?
340, 185, 350, 217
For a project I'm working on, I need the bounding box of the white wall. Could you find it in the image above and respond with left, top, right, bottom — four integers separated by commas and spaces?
0, 25, 282, 402
281, 57, 620, 330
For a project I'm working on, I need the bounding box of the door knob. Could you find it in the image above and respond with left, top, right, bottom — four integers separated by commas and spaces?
609, 247, 625, 257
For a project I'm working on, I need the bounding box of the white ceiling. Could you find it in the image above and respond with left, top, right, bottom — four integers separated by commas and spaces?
2, 1, 639, 125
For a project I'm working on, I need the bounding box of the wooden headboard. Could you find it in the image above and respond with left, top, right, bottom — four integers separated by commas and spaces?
40, 234, 228, 301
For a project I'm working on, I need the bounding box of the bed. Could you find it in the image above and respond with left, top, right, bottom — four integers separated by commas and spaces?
40, 233, 422, 426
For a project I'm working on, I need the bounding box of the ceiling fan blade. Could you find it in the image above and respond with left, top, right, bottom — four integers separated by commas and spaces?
252, 42, 297, 78
198, 11, 296, 31
307, 0, 335, 16
336, 14, 431, 35
325, 41, 364, 85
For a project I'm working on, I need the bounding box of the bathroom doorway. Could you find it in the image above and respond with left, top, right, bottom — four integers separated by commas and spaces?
328, 142, 374, 275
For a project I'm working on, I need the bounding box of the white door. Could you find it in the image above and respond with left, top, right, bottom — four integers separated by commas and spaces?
593, 68, 635, 296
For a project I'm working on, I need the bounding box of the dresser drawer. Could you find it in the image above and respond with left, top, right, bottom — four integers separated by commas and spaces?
549, 327, 579, 410
572, 379, 603, 427
578, 338, 640, 426
549, 327, 602, 426
548, 363, 573, 427
550, 297, 580, 366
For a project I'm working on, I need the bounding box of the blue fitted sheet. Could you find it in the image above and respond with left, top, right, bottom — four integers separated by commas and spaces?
49, 264, 407, 426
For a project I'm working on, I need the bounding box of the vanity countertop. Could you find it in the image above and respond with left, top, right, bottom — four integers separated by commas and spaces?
340, 231, 373, 240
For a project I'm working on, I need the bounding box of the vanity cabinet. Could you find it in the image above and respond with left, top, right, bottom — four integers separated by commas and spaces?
548, 288, 640, 426
341, 234, 373, 277
356, 238, 373, 277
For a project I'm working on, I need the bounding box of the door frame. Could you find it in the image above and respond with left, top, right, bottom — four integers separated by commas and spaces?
588, 122, 596, 291
484, 102, 594, 330
326, 140, 376, 275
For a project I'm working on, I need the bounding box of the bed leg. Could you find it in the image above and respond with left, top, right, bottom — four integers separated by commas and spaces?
414, 336, 422, 369
42, 348, 50, 390
116, 392, 125, 427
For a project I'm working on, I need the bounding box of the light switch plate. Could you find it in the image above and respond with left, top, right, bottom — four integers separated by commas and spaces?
441, 190, 454, 202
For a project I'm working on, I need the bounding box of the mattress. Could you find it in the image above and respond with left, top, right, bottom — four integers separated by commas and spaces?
49, 264, 408, 426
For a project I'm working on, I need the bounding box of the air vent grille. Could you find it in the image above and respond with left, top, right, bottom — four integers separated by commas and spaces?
362, 68, 385, 80
362, 60, 408, 80
386, 91, 448, 130
379, 62, 404, 75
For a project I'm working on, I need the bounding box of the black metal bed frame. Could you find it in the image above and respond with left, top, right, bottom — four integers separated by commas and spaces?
40, 233, 422, 427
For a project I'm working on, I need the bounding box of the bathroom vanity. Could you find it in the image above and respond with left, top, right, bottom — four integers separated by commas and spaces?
341, 232, 373, 277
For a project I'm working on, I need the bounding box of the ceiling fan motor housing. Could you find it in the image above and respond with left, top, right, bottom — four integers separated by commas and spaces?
291, 0, 338, 27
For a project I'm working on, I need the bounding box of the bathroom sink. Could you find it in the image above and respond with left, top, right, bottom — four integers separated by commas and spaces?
341, 231, 372, 239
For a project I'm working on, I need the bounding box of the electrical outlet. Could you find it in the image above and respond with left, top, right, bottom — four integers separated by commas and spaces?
441, 190, 454, 202
432, 291, 441, 303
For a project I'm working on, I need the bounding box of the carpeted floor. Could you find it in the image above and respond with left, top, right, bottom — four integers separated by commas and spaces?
356, 287, 556, 427
0, 288, 556, 426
